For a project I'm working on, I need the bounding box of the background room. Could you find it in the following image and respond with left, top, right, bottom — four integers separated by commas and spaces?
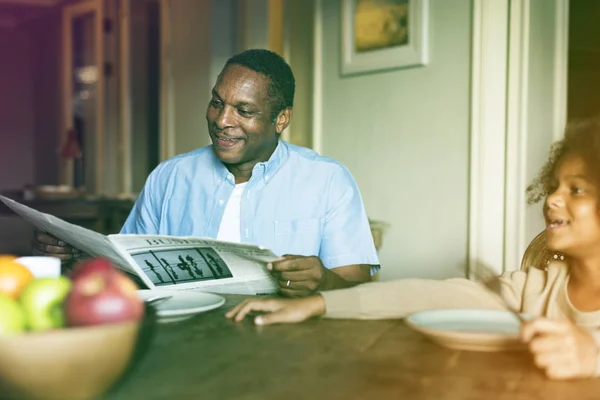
0, 0, 592, 282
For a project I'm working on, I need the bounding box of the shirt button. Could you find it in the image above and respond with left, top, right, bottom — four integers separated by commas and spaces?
265, 175, 269, 181
218, 199, 224, 205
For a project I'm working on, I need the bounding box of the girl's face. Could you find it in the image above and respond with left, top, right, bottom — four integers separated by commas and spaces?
545, 153, 600, 258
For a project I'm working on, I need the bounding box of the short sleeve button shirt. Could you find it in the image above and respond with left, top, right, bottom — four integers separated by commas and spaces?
121, 140, 380, 273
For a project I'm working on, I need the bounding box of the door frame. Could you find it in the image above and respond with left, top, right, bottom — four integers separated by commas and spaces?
467, 0, 569, 277
60, 0, 105, 192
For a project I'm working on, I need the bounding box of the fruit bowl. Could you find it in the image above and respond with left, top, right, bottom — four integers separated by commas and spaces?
0, 306, 156, 400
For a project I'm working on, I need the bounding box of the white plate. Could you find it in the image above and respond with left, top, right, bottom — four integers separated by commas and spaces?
137, 289, 225, 323
405, 309, 528, 352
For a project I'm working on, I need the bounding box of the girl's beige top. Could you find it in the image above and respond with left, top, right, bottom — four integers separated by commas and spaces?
320, 261, 600, 375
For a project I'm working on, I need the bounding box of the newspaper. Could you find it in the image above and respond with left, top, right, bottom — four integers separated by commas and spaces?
0, 195, 279, 295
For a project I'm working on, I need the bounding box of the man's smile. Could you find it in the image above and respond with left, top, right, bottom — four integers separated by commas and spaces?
212, 132, 245, 149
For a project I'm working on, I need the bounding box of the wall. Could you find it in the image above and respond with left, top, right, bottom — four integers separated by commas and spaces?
0, 13, 61, 255
164, 0, 238, 159
0, 28, 34, 190
286, 0, 314, 148
236, 0, 268, 52
168, 0, 213, 156
316, 0, 473, 280
0, 26, 35, 255
31, 10, 61, 187
210, 0, 236, 89
130, 0, 161, 192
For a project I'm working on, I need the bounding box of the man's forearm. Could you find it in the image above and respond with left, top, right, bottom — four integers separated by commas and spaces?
319, 265, 372, 291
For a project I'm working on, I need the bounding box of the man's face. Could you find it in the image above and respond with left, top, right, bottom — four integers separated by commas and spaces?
206, 64, 285, 166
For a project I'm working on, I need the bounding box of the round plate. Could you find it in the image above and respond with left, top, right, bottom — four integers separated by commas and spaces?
137, 289, 225, 323
405, 309, 528, 352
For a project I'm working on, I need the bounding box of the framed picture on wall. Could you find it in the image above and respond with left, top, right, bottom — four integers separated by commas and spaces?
341, 0, 429, 76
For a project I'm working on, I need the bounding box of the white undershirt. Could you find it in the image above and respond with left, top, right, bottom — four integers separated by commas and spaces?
216, 182, 247, 243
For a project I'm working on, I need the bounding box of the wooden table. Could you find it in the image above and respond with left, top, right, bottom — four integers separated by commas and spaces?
105, 296, 600, 400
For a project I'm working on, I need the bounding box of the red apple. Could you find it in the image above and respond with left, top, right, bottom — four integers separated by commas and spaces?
69, 257, 115, 280
64, 258, 144, 327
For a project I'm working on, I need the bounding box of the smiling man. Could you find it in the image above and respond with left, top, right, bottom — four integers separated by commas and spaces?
33, 49, 379, 297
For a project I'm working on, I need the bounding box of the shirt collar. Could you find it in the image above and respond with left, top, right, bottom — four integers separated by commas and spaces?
211, 139, 289, 184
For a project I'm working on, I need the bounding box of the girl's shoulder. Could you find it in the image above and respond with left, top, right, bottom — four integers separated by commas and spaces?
519, 261, 569, 295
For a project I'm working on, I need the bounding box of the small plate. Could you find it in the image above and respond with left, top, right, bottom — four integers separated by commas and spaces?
405, 309, 528, 352
137, 289, 225, 323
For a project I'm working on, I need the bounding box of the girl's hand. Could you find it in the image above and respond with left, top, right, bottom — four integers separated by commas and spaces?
521, 318, 599, 380
225, 295, 326, 326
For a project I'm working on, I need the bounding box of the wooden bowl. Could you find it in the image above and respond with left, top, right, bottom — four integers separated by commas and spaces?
0, 320, 141, 400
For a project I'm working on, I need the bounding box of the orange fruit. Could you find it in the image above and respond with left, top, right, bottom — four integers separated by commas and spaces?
0, 260, 34, 299
0, 255, 18, 263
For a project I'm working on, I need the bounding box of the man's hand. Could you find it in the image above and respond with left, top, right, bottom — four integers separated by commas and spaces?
225, 295, 326, 326
268, 255, 371, 297
521, 318, 599, 380
268, 255, 327, 297
31, 229, 83, 263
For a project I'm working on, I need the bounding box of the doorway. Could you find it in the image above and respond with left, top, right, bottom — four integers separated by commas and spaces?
567, 0, 600, 121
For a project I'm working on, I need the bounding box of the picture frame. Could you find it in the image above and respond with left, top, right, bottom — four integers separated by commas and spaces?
341, 0, 429, 76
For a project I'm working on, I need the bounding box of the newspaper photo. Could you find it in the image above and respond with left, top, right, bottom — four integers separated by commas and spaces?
110, 235, 279, 294
0, 195, 279, 295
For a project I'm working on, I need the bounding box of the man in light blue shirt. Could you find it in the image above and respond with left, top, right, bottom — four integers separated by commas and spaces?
33, 49, 379, 297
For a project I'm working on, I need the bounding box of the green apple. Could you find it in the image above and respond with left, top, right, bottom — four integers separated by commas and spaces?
0, 294, 25, 336
20, 277, 72, 332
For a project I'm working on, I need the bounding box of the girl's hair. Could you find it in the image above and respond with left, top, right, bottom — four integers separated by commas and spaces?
527, 118, 600, 204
